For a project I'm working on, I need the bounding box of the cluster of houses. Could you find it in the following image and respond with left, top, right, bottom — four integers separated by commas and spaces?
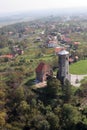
59, 34, 80, 48
45, 35, 58, 48
0, 45, 24, 60
43, 33, 80, 50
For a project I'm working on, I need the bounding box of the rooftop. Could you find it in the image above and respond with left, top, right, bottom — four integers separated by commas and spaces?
58, 50, 69, 55
36, 62, 50, 73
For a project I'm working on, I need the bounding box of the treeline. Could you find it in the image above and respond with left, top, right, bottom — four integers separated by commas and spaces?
0, 22, 30, 34
0, 76, 87, 130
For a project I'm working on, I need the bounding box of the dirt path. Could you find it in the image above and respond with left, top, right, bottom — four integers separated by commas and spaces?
35, 81, 47, 88
70, 74, 87, 87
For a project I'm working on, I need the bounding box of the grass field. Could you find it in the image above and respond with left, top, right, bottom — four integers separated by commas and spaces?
69, 60, 87, 74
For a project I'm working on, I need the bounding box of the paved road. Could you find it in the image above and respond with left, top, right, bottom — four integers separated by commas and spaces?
70, 74, 87, 87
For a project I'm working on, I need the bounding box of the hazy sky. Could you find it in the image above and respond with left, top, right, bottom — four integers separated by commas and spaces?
0, 0, 87, 14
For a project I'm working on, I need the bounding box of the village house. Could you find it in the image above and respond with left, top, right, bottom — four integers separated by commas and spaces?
36, 62, 53, 82
17, 49, 24, 55
60, 35, 72, 44
73, 42, 80, 49
47, 40, 58, 48
0, 54, 14, 60
12, 45, 24, 55
54, 46, 65, 55
45, 35, 58, 48
8, 31, 14, 35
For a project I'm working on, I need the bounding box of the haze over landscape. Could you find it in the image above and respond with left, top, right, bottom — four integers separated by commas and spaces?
0, 0, 87, 16
0, 0, 87, 26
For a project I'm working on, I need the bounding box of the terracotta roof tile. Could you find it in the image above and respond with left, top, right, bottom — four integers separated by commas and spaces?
36, 62, 50, 73
0, 54, 13, 59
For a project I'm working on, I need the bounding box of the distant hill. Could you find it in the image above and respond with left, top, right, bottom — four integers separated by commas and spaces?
0, 7, 87, 27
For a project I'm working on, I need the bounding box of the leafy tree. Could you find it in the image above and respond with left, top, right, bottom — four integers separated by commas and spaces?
14, 86, 25, 102
46, 77, 62, 98
0, 111, 6, 129
75, 78, 87, 99
63, 79, 72, 103
0, 83, 6, 129
17, 100, 30, 125
61, 104, 81, 130
30, 115, 50, 130
46, 112, 59, 130
80, 79, 87, 97
36, 120, 50, 130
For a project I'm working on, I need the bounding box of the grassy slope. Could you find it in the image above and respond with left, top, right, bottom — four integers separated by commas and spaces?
69, 60, 87, 74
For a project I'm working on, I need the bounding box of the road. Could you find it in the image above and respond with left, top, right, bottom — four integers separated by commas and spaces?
70, 74, 87, 87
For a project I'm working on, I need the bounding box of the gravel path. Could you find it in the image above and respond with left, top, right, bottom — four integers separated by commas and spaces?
70, 74, 87, 87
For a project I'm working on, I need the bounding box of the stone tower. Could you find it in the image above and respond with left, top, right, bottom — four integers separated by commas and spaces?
57, 50, 69, 84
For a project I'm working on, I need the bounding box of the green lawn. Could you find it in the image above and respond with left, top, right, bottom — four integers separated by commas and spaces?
69, 60, 87, 74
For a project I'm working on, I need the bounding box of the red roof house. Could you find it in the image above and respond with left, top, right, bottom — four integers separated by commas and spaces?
47, 40, 58, 48
36, 62, 53, 82
73, 42, 80, 49
54, 47, 65, 54
73, 42, 80, 45
0, 54, 13, 59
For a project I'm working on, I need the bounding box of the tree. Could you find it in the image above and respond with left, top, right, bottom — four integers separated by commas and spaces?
61, 104, 81, 130
0, 111, 6, 129
17, 100, 30, 125
36, 120, 50, 130
6, 86, 25, 124
63, 79, 72, 103
12, 86, 25, 103
80, 79, 87, 97
0, 88, 6, 129
46, 77, 62, 98
0, 83, 6, 129
46, 112, 59, 130
30, 115, 50, 130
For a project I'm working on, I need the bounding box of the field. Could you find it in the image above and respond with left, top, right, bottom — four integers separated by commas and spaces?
69, 60, 87, 74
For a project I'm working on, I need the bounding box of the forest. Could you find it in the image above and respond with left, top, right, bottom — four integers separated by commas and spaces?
0, 76, 87, 130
